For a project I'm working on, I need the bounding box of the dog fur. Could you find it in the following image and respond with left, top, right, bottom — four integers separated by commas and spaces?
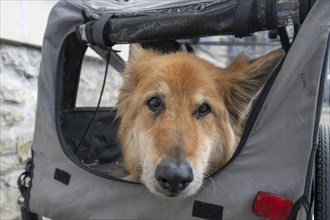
116, 44, 284, 197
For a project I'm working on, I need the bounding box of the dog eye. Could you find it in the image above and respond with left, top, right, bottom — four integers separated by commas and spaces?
147, 96, 163, 112
197, 103, 211, 118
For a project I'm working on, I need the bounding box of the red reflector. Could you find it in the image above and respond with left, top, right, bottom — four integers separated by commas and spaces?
252, 191, 293, 220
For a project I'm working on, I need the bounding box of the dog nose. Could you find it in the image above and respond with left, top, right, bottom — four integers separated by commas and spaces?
155, 161, 193, 192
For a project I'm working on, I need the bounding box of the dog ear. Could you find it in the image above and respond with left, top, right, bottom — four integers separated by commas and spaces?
117, 44, 154, 118
219, 49, 284, 125
128, 43, 146, 61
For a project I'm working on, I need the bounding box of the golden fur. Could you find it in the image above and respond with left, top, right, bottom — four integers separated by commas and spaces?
116, 44, 284, 197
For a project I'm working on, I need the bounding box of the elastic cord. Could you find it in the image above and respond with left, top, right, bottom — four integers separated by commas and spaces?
74, 51, 111, 154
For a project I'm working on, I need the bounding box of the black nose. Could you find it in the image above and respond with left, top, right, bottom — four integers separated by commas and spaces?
155, 161, 193, 192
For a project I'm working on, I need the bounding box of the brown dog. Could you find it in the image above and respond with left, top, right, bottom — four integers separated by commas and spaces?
116, 44, 284, 197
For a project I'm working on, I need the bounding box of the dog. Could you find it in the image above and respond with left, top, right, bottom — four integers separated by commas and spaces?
116, 44, 284, 197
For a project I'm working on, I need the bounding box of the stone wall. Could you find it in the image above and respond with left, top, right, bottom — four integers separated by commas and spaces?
0, 43, 123, 220
1, 43, 39, 220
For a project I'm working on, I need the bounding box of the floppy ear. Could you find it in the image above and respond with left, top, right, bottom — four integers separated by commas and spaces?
127, 43, 146, 62
116, 44, 153, 118
219, 49, 285, 124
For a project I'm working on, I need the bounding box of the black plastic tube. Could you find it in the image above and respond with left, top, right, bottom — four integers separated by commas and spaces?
105, 2, 237, 44
77, 0, 313, 47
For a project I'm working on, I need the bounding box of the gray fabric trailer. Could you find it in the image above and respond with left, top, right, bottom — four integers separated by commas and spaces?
18, 0, 329, 219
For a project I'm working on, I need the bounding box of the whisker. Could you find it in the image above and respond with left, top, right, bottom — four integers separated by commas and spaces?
199, 183, 212, 195
203, 174, 216, 197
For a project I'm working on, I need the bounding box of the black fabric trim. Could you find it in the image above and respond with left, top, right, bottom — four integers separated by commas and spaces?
55, 32, 134, 184
303, 32, 330, 213
192, 200, 223, 220
92, 14, 113, 48
59, 33, 87, 111
298, 0, 316, 24
288, 196, 304, 219
308, 181, 315, 219
278, 27, 291, 53
303, 194, 314, 220
234, 0, 277, 38
54, 168, 71, 185
234, 0, 254, 38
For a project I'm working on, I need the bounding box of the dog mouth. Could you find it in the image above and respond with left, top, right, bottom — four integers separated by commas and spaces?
151, 174, 202, 198
154, 186, 181, 197
152, 182, 193, 198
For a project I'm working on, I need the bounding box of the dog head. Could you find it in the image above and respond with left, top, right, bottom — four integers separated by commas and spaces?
117, 44, 284, 197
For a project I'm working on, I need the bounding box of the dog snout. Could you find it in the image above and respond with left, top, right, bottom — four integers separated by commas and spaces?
155, 160, 193, 193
